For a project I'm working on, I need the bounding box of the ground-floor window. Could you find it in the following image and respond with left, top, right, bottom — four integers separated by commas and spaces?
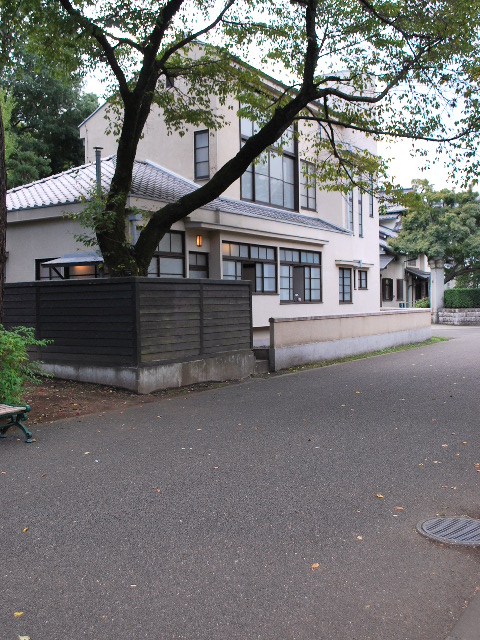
396, 279, 404, 300
189, 252, 209, 278
280, 249, 321, 302
222, 241, 276, 293
36, 258, 64, 280
339, 268, 352, 303
382, 277, 393, 301
35, 259, 106, 280
148, 231, 185, 278
415, 280, 428, 301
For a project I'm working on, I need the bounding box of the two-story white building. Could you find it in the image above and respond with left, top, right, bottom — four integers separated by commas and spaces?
6, 70, 381, 348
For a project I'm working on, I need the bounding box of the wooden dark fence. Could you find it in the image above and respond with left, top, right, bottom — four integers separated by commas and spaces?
4, 278, 252, 366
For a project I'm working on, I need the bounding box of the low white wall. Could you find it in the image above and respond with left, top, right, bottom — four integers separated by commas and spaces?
269, 309, 432, 371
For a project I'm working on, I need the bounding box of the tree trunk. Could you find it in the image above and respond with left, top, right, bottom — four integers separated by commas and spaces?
0, 100, 6, 324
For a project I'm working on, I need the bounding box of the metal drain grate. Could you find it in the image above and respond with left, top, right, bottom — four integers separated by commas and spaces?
417, 517, 480, 546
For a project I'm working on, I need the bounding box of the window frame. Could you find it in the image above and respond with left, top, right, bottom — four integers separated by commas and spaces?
300, 160, 317, 211
369, 175, 374, 217
382, 277, 394, 301
358, 270, 368, 289
194, 129, 210, 180
222, 241, 277, 294
396, 278, 404, 301
346, 190, 354, 232
148, 231, 185, 278
189, 251, 209, 279
240, 116, 298, 211
280, 248, 322, 303
358, 188, 364, 237
339, 267, 353, 303
35, 258, 65, 281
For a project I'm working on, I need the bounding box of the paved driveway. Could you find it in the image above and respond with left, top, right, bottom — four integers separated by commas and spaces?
1, 325, 480, 640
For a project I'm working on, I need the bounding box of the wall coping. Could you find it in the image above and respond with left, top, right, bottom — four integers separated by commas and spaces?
269, 309, 430, 324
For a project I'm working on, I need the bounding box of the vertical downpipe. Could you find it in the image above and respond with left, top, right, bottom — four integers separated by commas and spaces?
93, 147, 104, 277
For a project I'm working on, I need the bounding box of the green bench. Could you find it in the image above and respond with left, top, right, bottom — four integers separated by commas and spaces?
0, 404, 33, 443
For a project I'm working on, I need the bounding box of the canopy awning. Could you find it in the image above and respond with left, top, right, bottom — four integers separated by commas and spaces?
41, 254, 103, 267
380, 255, 394, 270
405, 267, 430, 280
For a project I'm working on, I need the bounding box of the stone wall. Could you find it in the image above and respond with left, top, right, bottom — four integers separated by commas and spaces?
438, 309, 480, 325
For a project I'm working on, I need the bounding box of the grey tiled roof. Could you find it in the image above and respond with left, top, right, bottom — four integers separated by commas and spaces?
7, 156, 348, 235
379, 224, 398, 238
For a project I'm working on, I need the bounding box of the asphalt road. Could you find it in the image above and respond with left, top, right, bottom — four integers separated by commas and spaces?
1, 325, 480, 640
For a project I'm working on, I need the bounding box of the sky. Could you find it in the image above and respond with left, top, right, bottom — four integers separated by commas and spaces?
378, 140, 457, 191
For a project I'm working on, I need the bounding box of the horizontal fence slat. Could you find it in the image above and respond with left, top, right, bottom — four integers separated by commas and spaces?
4, 278, 252, 368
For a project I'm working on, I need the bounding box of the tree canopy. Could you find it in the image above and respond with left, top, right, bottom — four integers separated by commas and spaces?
46, 0, 480, 277
0, 0, 90, 321
388, 181, 480, 284
4, 54, 98, 188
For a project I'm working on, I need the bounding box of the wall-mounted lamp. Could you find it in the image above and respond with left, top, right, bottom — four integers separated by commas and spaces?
196, 235, 203, 247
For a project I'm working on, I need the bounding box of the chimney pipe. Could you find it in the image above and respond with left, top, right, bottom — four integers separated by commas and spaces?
93, 147, 103, 198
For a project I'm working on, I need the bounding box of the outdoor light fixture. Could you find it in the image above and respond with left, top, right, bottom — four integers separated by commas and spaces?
196, 235, 203, 247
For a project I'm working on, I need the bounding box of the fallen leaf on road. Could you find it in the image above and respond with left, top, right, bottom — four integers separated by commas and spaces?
394, 507, 404, 511
22, 527, 28, 533
462, 442, 468, 445
376, 494, 384, 499
311, 563, 320, 570
13, 611, 24, 618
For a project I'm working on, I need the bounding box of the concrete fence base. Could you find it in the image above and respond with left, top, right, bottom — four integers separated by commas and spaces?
41, 350, 256, 394
269, 309, 432, 371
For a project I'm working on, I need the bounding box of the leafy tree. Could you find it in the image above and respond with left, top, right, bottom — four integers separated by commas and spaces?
388, 181, 480, 284
4, 54, 98, 188
52, 0, 480, 277
0, 0, 89, 321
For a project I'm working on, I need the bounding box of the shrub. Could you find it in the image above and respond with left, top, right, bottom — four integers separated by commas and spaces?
0, 326, 51, 404
414, 297, 430, 308
444, 288, 480, 308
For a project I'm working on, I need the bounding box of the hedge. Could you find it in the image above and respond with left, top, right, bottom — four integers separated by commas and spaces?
444, 288, 480, 308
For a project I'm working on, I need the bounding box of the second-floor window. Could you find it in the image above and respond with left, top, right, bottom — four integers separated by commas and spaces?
194, 130, 209, 179
358, 189, 364, 237
346, 190, 354, 232
240, 118, 297, 210
300, 160, 316, 211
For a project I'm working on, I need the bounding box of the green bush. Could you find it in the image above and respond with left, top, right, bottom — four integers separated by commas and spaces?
414, 297, 430, 308
444, 288, 480, 308
0, 326, 51, 404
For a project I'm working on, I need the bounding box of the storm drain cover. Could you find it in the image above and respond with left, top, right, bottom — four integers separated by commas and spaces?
417, 517, 480, 546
